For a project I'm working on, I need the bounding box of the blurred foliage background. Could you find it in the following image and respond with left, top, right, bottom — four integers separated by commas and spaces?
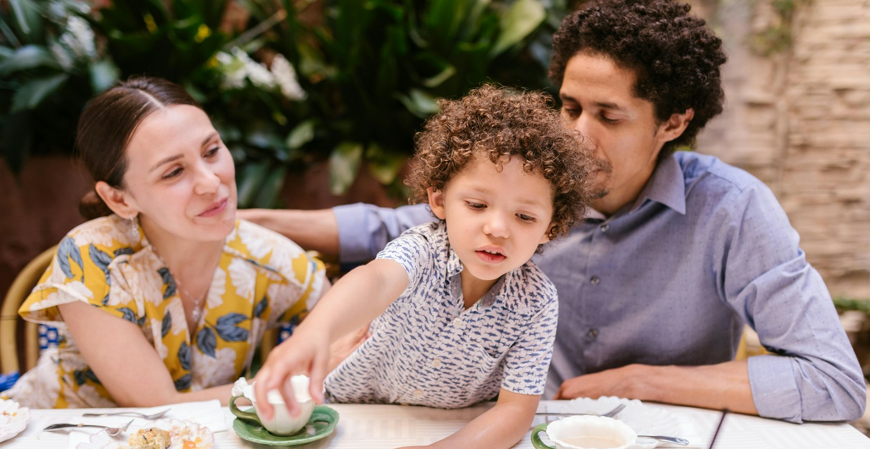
0, 0, 576, 208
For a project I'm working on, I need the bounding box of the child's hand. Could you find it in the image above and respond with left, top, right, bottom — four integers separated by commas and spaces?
253, 328, 331, 420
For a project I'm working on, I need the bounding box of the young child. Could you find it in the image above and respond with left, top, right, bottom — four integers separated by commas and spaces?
254, 85, 593, 448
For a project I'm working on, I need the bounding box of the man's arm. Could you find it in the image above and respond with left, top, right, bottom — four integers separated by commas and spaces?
554, 361, 758, 415
239, 203, 434, 262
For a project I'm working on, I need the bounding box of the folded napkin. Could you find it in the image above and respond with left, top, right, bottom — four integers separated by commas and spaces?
68, 399, 226, 449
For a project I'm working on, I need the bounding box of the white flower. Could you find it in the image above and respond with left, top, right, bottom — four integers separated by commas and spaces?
215, 51, 247, 90
229, 258, 256, 303
192, 347, 239, 388
245, 59, 275, 89
60, 16, 96, 59
206, 268, 226, 311
270, 54, 306, 101
166, 300, 188, 335
49, 40, 73, 70
150, 319, 169, 360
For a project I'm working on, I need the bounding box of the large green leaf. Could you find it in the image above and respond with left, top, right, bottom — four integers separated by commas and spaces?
11, 74, 68, 113
254, 165, 286, 208
286, 120, 315, 150
328, 141, 363, 195
490, 0, 545, 57
0, 45, 59, 76
236, 161, 271, 207
88, 59, 121, 93
395, 88, 438, 118
366, 143, 406, 185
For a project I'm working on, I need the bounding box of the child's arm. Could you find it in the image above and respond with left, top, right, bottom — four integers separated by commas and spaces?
253, 258, 409, 419
406, 389, 540, 449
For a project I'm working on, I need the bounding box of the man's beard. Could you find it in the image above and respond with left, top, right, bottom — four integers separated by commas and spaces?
589, 158, 613, 199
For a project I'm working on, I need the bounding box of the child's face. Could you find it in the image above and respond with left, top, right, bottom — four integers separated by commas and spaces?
428, 154, 554, 283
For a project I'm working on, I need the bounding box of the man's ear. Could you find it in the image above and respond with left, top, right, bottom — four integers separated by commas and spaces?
95, 181, 138, 219
656, 108, 695, 144
427, 187, 446, 220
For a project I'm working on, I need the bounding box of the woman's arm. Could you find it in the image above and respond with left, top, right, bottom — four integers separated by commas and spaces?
58, 301, 235, 406
254, 258, 409, 418
404, 390, 539, 449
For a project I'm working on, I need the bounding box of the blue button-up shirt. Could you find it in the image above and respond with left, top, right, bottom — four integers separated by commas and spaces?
333, 151, 866, 423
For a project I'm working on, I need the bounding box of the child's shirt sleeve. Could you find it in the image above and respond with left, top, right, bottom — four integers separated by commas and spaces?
374, 225, 433, 300
500, 288, 559, 396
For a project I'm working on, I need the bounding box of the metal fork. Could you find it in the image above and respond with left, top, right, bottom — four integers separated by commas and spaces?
83, 408, 171, 420
43, 419, 134, 437
535, 402, 627, 418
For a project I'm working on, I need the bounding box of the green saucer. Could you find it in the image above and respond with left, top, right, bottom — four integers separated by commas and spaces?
232, 405, 339, 446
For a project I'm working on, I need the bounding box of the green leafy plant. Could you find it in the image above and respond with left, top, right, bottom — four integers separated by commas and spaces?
2, 0, 565, 209
0, 0, 119, 171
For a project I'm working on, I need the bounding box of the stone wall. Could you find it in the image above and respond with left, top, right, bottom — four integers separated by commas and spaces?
694, 0, 870, 299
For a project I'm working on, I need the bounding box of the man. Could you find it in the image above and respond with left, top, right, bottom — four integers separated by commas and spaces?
242, 0, 865, 423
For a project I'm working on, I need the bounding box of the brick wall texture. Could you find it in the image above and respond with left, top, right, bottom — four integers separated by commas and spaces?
695, 0, 870, 299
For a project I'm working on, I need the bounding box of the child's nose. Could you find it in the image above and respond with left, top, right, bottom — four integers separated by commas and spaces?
483, 214, 510, 239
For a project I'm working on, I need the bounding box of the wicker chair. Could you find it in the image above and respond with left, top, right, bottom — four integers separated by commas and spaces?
0, 245, 56, 378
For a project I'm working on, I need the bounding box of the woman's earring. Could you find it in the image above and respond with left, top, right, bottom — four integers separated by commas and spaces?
129, 214, 138, 239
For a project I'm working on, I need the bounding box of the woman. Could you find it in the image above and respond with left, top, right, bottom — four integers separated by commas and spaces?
2, 77, 327, 408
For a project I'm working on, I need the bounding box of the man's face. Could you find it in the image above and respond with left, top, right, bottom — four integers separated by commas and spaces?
559, 52, 681, 215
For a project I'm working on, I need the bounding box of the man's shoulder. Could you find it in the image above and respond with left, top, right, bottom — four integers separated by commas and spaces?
675, 152, 772, 206
676, 151, 763, 192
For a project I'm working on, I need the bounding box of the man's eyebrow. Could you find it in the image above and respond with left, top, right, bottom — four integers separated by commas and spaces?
559, 93, 627, 112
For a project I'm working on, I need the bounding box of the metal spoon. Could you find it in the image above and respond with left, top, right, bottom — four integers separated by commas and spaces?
638, 434, 690, 446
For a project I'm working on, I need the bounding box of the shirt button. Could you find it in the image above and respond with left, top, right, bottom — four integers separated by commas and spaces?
600, 224, 609, 232
590, 276, 600, 285
413, 389, 424, 398
588, 328, 599, 339
453, 318, 462, 328
431, 358, 442, 369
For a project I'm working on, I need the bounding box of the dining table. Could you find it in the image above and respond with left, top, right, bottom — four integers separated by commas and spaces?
2, 399, 868, 449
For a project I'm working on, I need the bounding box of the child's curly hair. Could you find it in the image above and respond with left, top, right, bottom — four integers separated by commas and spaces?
405, 84, 594, 240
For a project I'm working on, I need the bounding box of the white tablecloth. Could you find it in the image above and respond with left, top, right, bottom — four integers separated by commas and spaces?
2, 400, 868, 448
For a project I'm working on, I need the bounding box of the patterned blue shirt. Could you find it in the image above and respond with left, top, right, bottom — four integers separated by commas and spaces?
324, 222, 559, 408
333, 152, 866, 423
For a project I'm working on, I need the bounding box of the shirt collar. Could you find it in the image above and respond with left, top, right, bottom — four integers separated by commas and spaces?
444, 242, 517, 311
629, 154, 686, 215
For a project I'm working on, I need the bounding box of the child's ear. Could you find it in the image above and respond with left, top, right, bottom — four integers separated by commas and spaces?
95, 181, 139, 219
539, 223, 554, 244
427, 187, 446, 220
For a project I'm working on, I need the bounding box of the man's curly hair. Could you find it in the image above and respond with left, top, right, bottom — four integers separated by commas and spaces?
405, 84, 594, 240
549, 0, 727, 158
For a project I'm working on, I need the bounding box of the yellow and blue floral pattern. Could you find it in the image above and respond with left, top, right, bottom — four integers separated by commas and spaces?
2, 215, 325, 409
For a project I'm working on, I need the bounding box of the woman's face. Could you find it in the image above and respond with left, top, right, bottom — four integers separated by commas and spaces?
121, 104, 237, 243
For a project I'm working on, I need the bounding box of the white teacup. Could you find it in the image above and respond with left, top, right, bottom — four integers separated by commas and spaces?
229, 375, 315, 436
531, 415, 637, 449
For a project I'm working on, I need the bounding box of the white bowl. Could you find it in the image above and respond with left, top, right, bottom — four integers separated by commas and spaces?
546, 415, 637, 449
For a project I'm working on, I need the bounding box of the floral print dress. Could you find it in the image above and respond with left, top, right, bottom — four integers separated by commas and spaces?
2, 215, 325, 408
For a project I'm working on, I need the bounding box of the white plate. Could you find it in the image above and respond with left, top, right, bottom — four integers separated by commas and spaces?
77, 418, 214, 449
0, 398, 30, 443
560, 396, 698, 448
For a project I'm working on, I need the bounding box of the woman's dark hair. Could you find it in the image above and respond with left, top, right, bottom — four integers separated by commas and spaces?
549, 0, 727, 159
77, 76, 202, 220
